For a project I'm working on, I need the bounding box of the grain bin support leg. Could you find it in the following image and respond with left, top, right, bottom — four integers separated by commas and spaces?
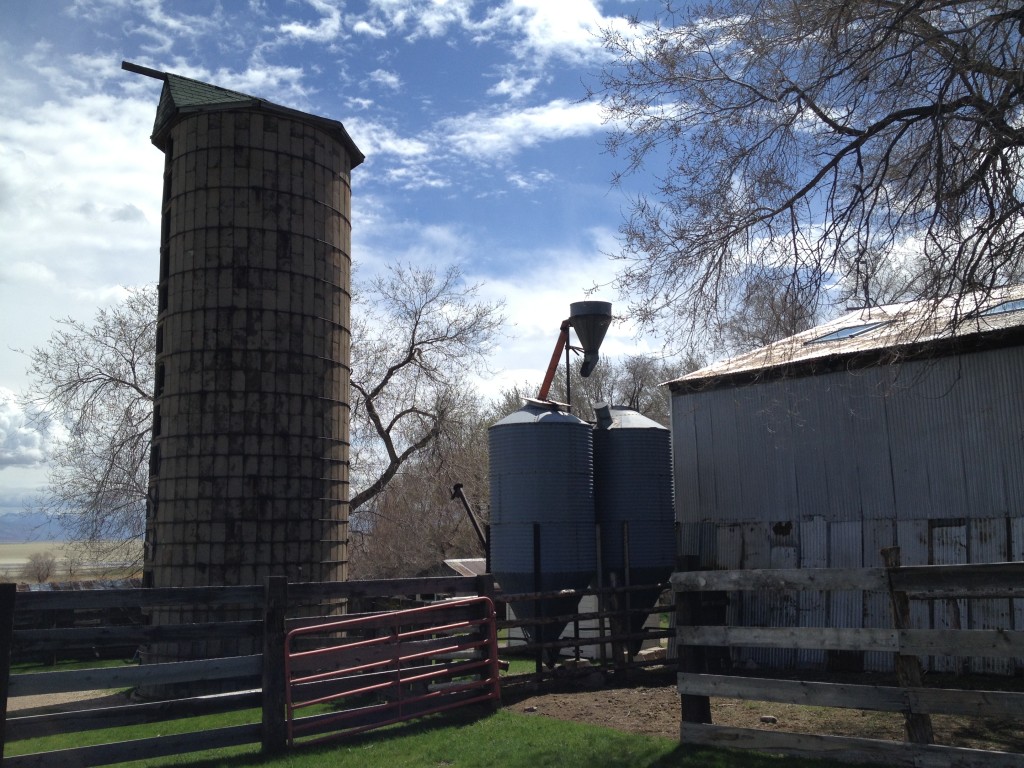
881, 547, 934, 745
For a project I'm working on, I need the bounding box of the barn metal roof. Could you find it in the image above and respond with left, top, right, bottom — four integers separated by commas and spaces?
669, 284, 1024, 392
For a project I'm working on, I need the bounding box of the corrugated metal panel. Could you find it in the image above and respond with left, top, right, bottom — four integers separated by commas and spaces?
1012, 518, 1024, 675
798, 517, 827, 668
968, 518, 1012, 674
862, 519, 896, 672
930, 519, 968, 673
847, 367, 899, 520
671, 398, 702, 523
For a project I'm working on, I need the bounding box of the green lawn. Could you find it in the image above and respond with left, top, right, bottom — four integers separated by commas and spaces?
9, 705, 870, 768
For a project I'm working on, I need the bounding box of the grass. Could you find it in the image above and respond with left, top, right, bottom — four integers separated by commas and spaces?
8, 702, 875, 768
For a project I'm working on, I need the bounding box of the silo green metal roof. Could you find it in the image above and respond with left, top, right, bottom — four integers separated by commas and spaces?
123, 61, 364, 166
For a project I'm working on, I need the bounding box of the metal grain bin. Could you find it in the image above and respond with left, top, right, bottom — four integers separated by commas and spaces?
489, 401, 596, 659
593, 404, 675, 652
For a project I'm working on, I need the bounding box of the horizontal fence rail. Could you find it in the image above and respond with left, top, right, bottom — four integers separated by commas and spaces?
673, 554, 1024, 768
1, 574, 674, 767
0, 575, 482, 767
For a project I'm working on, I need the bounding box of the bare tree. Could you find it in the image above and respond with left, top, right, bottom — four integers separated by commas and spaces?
22, 264, 505, 565
21, 287, 155, 565
348, 263, 505, 515
22, 551, 58, 584
718, 272, 820, 354
596, 1, 1024, 346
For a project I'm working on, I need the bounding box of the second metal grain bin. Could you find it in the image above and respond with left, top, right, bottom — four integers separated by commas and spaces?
489, 400, 596, 661
593, 404, 675, 653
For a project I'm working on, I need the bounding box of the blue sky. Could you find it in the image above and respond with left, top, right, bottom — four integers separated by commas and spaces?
0, 0, 667, 518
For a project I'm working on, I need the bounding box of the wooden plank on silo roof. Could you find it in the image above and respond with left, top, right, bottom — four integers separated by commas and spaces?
671, 396, 703, 523
847, 367, 898, 521
863, 519, 896, 672
929, 519, 967, 674
798, 517, 827, 668
968, 517, 1013, 675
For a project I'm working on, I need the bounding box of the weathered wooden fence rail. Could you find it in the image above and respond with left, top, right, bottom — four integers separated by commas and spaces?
673, 554, 1024, 768
0, 574, 673, 766
0, 575, 480, 767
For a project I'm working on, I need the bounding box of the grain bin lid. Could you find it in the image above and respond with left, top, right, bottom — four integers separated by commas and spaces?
594, 403, 667, 431
492, 398, 583, 426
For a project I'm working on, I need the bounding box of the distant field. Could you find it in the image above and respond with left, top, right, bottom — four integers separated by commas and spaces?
0, 542, 61, 570
0, 541, 141, 581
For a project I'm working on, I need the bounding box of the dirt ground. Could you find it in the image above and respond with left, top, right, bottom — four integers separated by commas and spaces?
502, 667, 1024, 754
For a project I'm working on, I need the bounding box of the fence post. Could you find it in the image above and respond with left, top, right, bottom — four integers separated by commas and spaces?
262, 575, 288, 754
881, 547, 934, 745
677, 555, 711, 725
0, 583, 15, 763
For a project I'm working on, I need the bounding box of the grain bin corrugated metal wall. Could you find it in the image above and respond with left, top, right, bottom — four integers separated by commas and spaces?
593, 405, 675, 652
672, 343, 1024, 673
140, 71, 363, 664
489, 402, 595, 654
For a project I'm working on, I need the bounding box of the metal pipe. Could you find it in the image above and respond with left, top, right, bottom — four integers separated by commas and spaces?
537, 320, 570, 401
451, 484, 487, 550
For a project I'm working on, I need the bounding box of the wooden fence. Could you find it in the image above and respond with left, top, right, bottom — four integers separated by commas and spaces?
673, 551, 1024, 768
0, 574, 671, 766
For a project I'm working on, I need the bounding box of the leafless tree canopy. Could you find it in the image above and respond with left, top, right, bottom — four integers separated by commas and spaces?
597, 0, 1024, 345
22, 287, 156, 564
23, 265, 505, 563
336, 263, 505, 514
21, 551, 58, 584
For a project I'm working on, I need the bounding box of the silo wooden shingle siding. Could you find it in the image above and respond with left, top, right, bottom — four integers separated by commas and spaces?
134, 68, 363, 665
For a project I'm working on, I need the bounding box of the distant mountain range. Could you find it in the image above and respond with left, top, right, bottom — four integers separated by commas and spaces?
0, 512, 69, 542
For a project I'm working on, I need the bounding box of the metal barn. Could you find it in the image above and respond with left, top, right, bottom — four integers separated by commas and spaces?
669, 287, 1024, 673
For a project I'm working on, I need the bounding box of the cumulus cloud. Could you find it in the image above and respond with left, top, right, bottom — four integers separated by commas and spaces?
441, 99, 604, 160
277, 0, 344, 42
368, 69, 402, 91
0, 392, 47, 469
488, 73, 540, 100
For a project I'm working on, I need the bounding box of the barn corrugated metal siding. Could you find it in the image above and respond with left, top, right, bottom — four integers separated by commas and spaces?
673, 345, 1024, 673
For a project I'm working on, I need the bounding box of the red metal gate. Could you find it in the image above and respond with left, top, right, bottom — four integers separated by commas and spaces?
284, 596, 500, 745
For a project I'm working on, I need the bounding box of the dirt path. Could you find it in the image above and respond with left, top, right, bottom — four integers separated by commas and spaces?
503, 670, 1024, 753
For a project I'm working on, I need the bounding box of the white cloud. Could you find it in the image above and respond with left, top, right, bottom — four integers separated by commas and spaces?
352, 19, 387, 37
507, 170, 554, 190
368, 68, 402, 91
277, 0, 344, 43
0, 391, 46, 469
442, 99, 604, 160
488, 73, 540, 100
359, 0, 475, 40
